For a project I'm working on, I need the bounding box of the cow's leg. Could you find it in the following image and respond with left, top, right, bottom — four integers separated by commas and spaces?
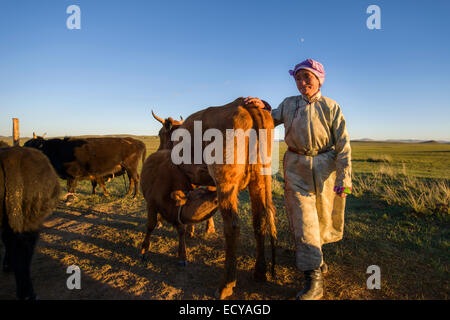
133, 172, 140, 197
1, 227, 12, 273
140, 204, 158, 260
215, 182, 240, 300
205, 217, 215, 234
127, 177, 135, 196
97, 178, 110, 197
176, 224, 188, 266
91, 181, 97, 195
67, 178, 78, 193
8, 227, 39, 300
186, 224, 195, 238
124, 169, 138, 197
123, 162, 140, 198
248, 175, 268, 282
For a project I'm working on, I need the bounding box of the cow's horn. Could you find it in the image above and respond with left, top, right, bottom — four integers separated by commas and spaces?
33, 132, 37, 139
42, 132, 47, 138
151, 110, 165, 124
172, 116, 184, 126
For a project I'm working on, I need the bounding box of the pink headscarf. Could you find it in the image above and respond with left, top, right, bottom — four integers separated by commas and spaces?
289, 59, 326, 85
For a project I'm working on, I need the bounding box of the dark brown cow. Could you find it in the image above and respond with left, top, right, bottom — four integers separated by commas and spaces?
152, 97, 276, 299
0, 146, 60, 299
152, 111, 215, 236
24, 135, 146, 197
140, 150, 218, 265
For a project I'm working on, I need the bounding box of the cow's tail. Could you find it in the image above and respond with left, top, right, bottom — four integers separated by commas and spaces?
264, 171, 277, 278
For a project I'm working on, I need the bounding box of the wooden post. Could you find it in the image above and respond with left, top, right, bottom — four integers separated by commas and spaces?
13, 118, 19, 146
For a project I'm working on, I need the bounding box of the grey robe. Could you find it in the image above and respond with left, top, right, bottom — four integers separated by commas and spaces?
272, 91, 351, 271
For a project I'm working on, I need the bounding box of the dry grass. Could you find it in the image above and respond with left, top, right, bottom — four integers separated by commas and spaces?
353, 164, 449, 215
366, 154, 394, 163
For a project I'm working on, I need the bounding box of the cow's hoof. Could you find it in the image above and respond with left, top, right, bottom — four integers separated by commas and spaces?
178, 260, 187, 267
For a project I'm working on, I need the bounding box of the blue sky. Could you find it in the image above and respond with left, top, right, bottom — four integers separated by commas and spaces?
1, 0, 449, 140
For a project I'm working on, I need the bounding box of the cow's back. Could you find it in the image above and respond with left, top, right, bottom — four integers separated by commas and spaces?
174, 98, 274, 185
0, 147, 60, 233
57, 137, 144, 178
140, 150, 191, 207
182, 98, 273, 131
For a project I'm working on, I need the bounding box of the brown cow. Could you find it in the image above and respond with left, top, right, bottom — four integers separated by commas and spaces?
89, 166, 127, 196
152, 111, 215, 236
152, 97, 276, 299
140, 150, 218, 265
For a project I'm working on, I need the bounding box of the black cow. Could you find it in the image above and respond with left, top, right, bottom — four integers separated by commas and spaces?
0, 146, 60, 300
24, 135, 146, 197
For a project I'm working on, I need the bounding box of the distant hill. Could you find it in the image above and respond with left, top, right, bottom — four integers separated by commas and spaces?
352, 139, 450, 144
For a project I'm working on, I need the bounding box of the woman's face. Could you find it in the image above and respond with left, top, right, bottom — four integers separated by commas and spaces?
295, 69, 321, 97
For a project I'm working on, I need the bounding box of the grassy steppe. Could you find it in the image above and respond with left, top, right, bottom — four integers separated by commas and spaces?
0, 136, 448, 299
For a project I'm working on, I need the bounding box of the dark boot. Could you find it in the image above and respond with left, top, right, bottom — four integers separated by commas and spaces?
296, 268, 323, 300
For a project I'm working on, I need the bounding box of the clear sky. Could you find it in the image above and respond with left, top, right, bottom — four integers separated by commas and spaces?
1, 0, 449, 140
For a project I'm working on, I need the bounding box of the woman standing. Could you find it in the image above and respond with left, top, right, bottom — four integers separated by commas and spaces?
245, 59, 352, 300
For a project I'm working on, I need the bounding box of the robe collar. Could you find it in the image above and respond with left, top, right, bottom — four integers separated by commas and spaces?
301, 90, 322, 103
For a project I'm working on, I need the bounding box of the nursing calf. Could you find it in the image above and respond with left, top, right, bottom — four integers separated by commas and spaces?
140, 150, 218, 265
0, 147, 60, 300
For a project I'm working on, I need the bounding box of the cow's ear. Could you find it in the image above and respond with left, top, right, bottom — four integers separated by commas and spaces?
171, 190, 187, 206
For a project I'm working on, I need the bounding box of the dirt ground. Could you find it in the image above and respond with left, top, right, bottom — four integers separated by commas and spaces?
0, 193, 389, 300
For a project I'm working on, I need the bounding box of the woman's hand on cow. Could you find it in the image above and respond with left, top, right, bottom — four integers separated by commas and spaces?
244, 97, 266, 109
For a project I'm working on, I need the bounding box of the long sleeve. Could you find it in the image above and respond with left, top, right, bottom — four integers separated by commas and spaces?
331, 105, 352, 188
271, 98, 287, 127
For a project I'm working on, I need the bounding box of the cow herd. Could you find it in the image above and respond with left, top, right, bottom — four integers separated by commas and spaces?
0, 97, 276, 300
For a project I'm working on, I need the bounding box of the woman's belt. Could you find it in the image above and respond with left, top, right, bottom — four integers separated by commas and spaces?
288, 146, 332, 157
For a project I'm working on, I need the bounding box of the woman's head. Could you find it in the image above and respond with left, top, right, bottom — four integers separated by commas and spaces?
289, 59, 325, 97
